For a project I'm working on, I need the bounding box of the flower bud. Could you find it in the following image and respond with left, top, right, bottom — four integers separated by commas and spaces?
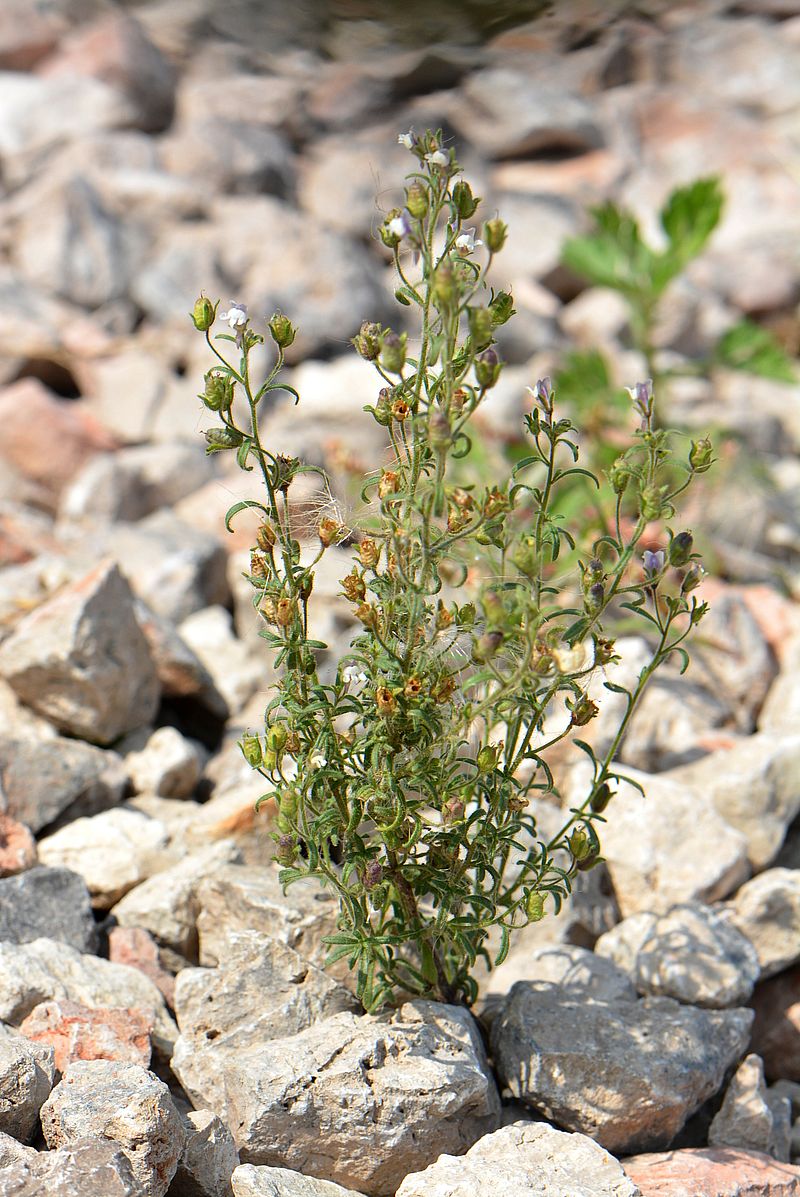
200, 370, 234, 412
276, 833, 297, 867
669, 531, 694, 567
428, 410, 451, 450
240, 732, 262, 767
475, 348, 501, 389
452, 180, 479, 219
483, 217, 508, 253
607, 459, 630, 496
353, 321, 382, 361
363, 860, 384, 891
689, 437, 714, 473
681, 563, 705, 593
359, 538, 380, 568
526, 890, 545, 922
405, 181, 428, 219
489, 290, 515, 326
204, 427, 243, 452
379, 331, 407, 374
468, 306, 493, 350
472, 630, 503, 662
269, 311, 296, 349
191, 294, 216, 332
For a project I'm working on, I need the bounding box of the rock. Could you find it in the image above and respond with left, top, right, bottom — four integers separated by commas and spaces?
0, 560, 160, 745
107, 927, 176, 1010
0, 866, 98, 952
41, 13, 176, 134
0, 0, 63, 70
492, 192, 581, 284
709, 1053, 792, 1161
750, 966, 800, 1083
123, 726, 203, 800
175, 1000, 500, 1195
111, 839, 242, 960
395, 1121, 641, 1197
595, 902, 761, 1008
0, 1136, 141, 1196
0, 1129, 37, 1168
0, 732, 126, 833
668, 737, 800, 870
567, 765, 749, 917
231, 1165, 364, 1197
296, 132, 408, 239
194, 864, 339, 972
0, 380, 115, 501
19, 999, 153, 1073
0, 938, 176, 1058
0, 1024, 55, 1142
173, 933, 357, 1056
483, 942, 636, 1010
491, 981, 753, 1155
761, 632, 800, 735
162, 118, 294, 195
60, 442, 217, 525
133, 599, 229, 724
41, 1060, 185, 1197
0, 814, 36, 877
171, 1109, 239, 1197
179, 606, 267, 715
724, 869, 800, 978
623, 1146, 800, 1195
37, 808, 170, 909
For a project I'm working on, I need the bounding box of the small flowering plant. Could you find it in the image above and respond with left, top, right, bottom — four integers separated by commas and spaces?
192, 131, 710, 1011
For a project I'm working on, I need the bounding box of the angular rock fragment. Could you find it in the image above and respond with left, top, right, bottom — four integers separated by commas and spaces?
0, 1136, 141, 1196
623, 1146, 800, 1195
0, 866, 97, 952
724, 868, 800, 978
709, 1053, 791, 1161
0, 814, 37, 877
20, 999, 153, 1073
0, 733, 126, 833
171, 1109, 240, 1197
0, 1024, 55, 1142
231, 1163, 369, 1196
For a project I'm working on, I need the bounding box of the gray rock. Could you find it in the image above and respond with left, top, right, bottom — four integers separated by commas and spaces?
0, 938, 176, 1058
231, 1163, 369, 1196
176, 1000, 499, 1196
111, 840, 242, 959
0, 560, 160, 745
491, 981, 753, 1155
724, 869, 800, 978
41, 1060, 185, 1197
0, 1130, 37, 1169
123, 726, 203, 800
760, 631, 800, 736
37, 809, 170, 910
0, 866, 98, 952
133, 599, 229, 722
483, 943, 636, 1009
171, 1109, 239, 1197
0, 732, 127, 833
60, 442, 217, 525
709, 1053, 792, 1162
162, 118, 294, 195
668, 736, 800, 870
595, 902, 761, 1008
179, 606, 266, 715
395, 1121, 641, 1197
0, 1023, 56, 1142
0, 1136, 141, 1196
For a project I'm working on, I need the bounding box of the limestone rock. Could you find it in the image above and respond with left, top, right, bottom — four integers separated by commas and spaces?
396, 1121, 641, 1197
232, 1163, 365, 1196
0, 1129, 37, 1169
179, 605, 267, 715
750, 966, 800, 1082
60, 442, 216, 525
0, 1136, 141, 1196
709, 1053, 791, 1161
595, 902, 761, 1008
0, 732, 127, 833
123, 725, 203, 800
0, 1024, 55, 1143
623, 1147, 800, 1195
0, 938, 176, 1058
724, 869, 800, 978
107, 926, 176, 1010
483, 942, 636, 1009
37, 808, 170, 909
111, 839, 242, 959
0, 866, 97, 952
0, 560, 160, 745
133, 598, 228, 722
41, 1060, 185, 1197
491, 981, 753, 1155
175, 1000, 500, 1196
171, 1108, 239, 1197
19, 999, 153, 1073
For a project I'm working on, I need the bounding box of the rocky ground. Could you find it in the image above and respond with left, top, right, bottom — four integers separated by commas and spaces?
0, 0, 800, 1194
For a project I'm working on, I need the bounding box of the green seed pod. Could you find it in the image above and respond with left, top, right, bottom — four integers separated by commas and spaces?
269, 311, 296, 349
475, 348, 501, 389
468, 306, 493, 350
483, 217, 508, 253
639, 484, 665, 521
512, 538, 538, 578
452, 180, 479, 219
275, 834, 298, 867
681, 562, 705, 593
526, 890, 545, 922
191, 295, 216, 332
669, 531, 694, 567
240, 732, 262, 768
200, 370, 234, 412
689, 437, 713, 473
489, 290, 515, 326
406, 180, 428, 219
279, 788, 299, 819
472, 630, 503, 662
477, 745, 499, 773
607, 459, 630, 496
428, 409, 451, 450
204, 426, 243, 451
568, 827, 592, 861
433, 260, 456, 307
584, 581, 605, 614
267, 724, 288, 753
590, 782, 613, 813
379, 331, 407, 375
353, 321, 382, 361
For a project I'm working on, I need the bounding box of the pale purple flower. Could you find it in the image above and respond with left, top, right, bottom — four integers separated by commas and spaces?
528, 377, 553, 413
455, 227, 483, 254
387, 210, 412, 240
425, 149, 449, 168
627, 379, 654, 423
643, 549, 665, 576
220, 301, 248, 331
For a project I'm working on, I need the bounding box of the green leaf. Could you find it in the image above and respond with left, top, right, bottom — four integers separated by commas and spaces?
714, 320, 796, 382
660, 177, 723, 264
224, 498, 268, 533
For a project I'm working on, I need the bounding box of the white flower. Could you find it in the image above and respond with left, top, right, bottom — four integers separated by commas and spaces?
425, 149, 450, 168
309, 752, 327, 770
387, 210, 412, 240
220, 301, 248, 331
282, 759, 298, 781
455, 227, 483, 254
398, 130, 415, 150
343, 665, 368, 687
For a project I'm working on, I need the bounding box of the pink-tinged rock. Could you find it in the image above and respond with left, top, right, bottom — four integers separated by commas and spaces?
0, 813, 36, 877
623, 1146, 800, 1195
750, 966, 800, 1082
20, 999, 152, 1072
0, 1, 63, 70
0, 379, 116, 500
108, 927, 175, 1010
